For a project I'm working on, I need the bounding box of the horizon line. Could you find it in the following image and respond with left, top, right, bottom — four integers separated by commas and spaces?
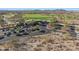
0, 8, 79, 11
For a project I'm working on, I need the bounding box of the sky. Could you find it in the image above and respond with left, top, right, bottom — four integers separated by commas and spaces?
0, 8, 79, 11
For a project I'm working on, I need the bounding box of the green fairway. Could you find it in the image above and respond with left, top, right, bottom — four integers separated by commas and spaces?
22, 14, 51, 20
22, 14, 57, 23
21, 13, 78, 24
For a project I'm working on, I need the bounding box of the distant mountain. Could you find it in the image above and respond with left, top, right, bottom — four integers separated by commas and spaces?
0, 9, 76, 14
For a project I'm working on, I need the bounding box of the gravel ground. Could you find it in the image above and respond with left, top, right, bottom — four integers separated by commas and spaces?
0, 31, 79, 51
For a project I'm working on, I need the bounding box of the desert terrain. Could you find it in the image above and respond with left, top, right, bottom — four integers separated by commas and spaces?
0, 9, 79, 51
